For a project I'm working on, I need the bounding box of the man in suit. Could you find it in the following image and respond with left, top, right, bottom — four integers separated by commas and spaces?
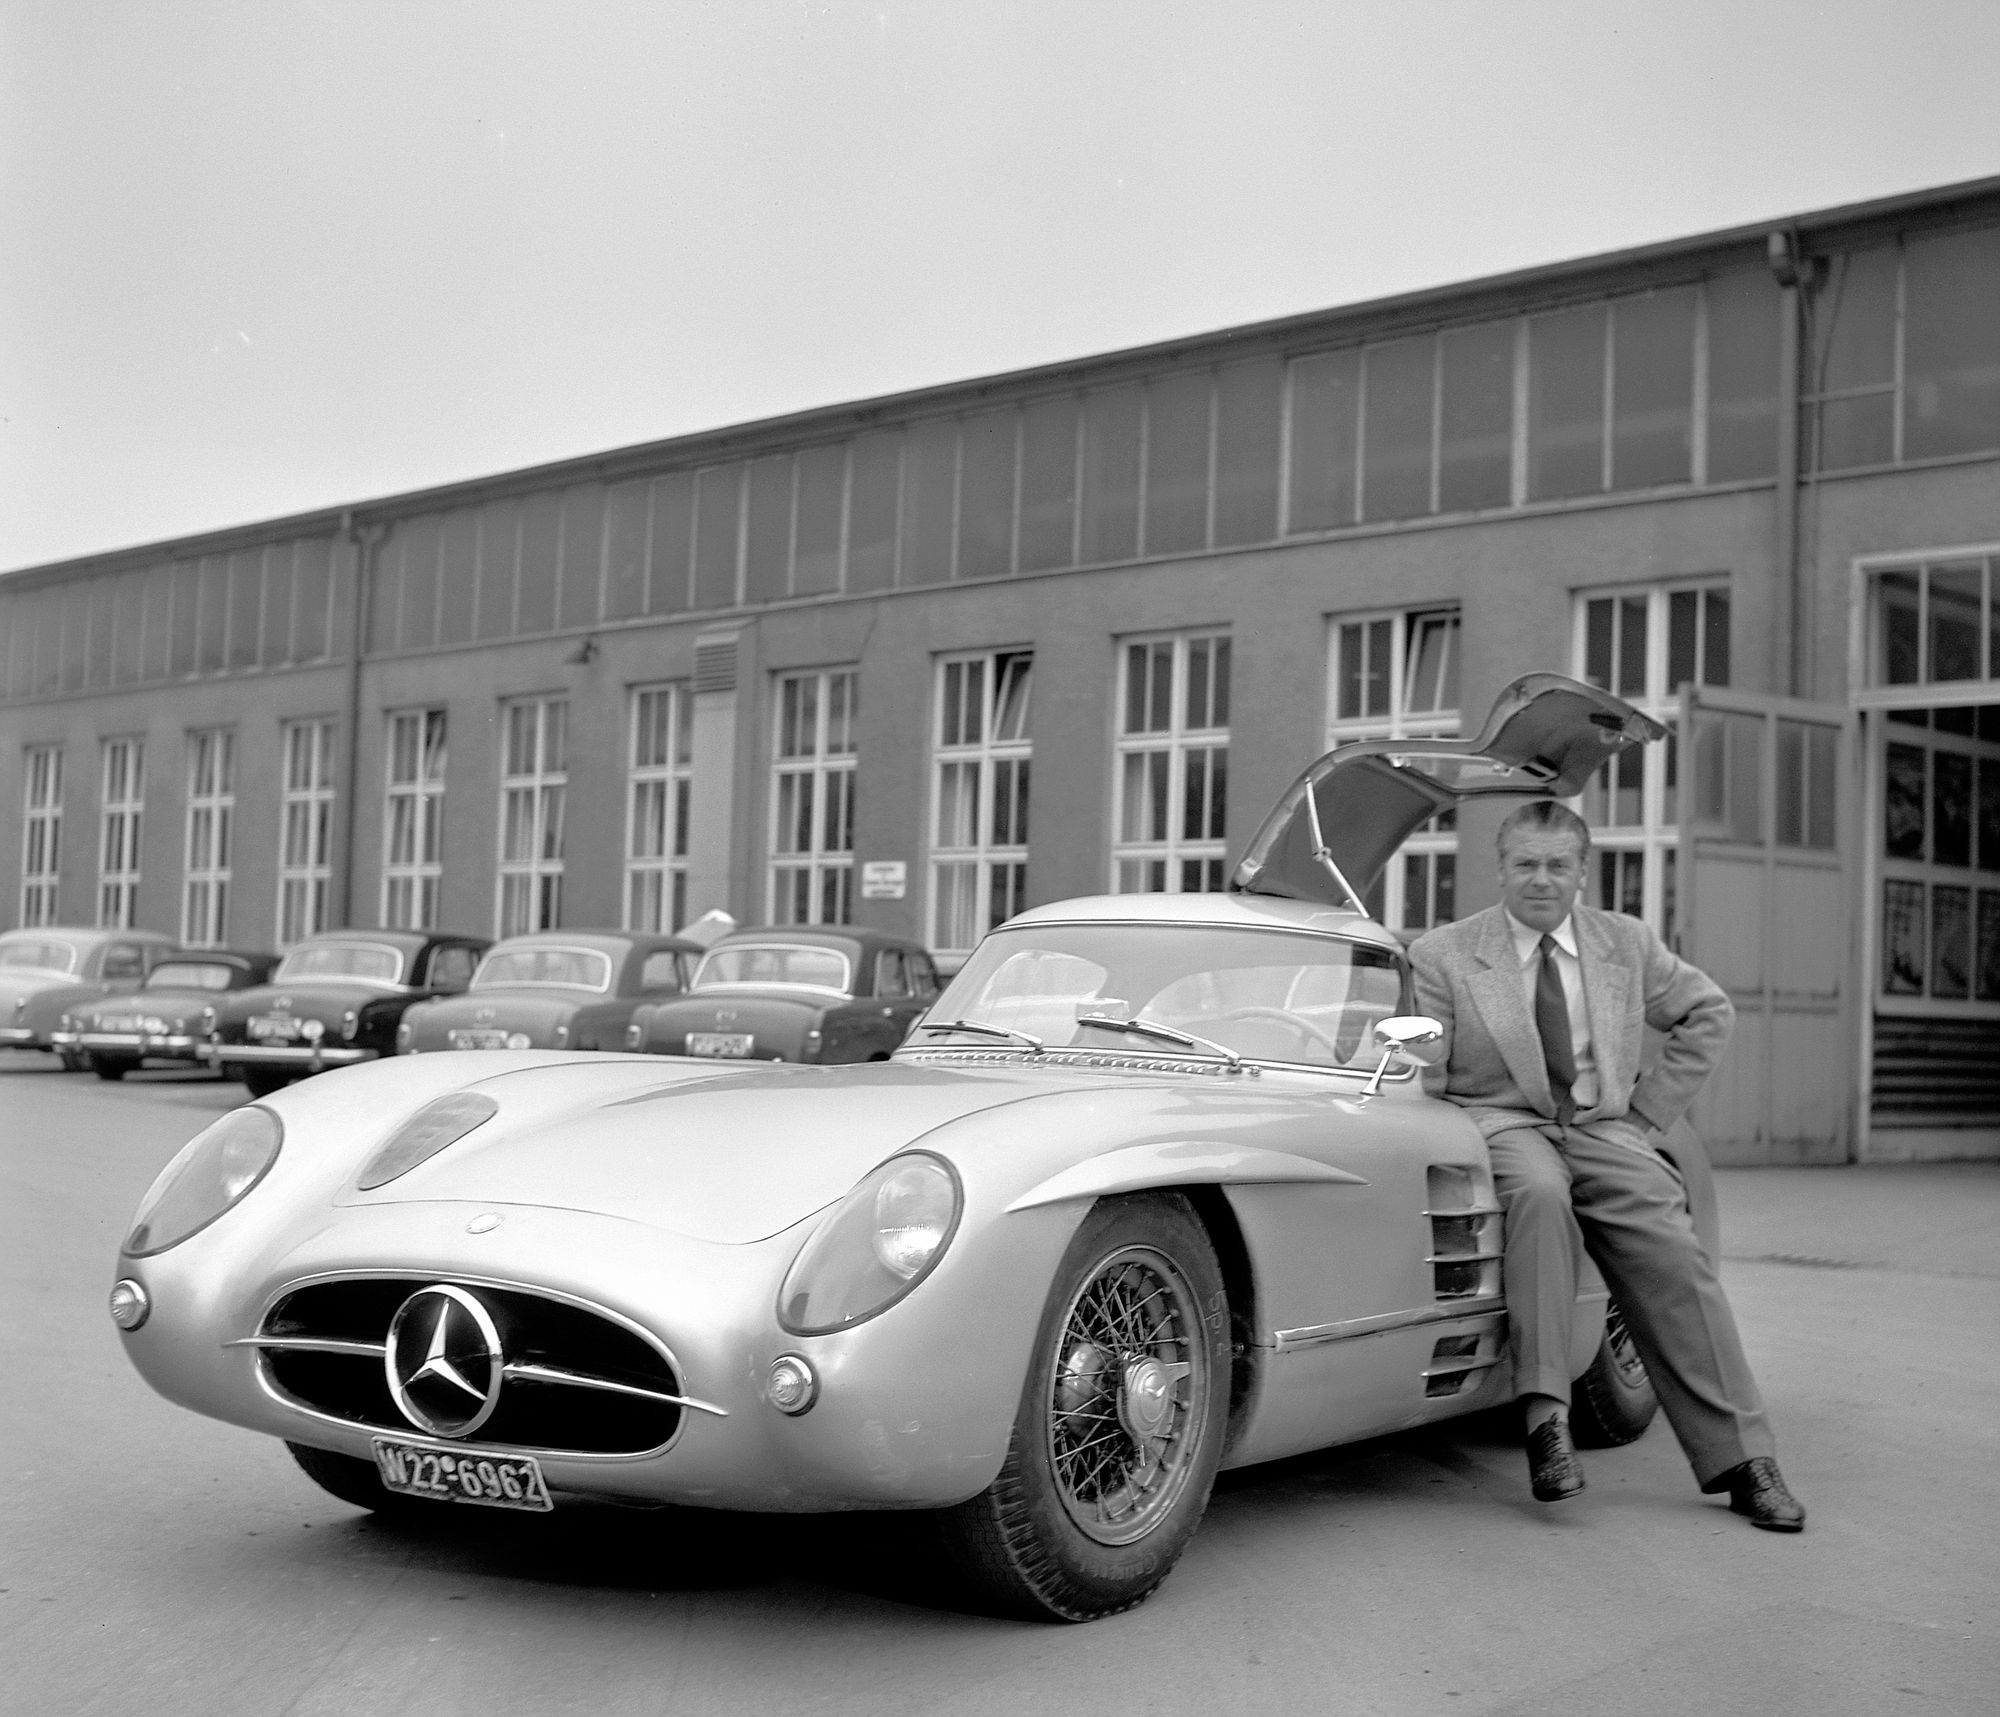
1409, 799, 1805, 1531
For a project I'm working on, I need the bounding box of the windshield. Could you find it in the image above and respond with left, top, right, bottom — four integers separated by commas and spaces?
274, 943, 404, 985
917, 922, 1405, 1071
0, 937, 78, 975
693, 944, 852, 993
473, 946, 613, 992
145, 961, 238, 992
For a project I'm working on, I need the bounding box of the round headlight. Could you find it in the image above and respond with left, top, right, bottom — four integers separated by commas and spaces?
507, 1032, 532, 1050
123, 1107, 284, 1256
299, 1018, 326, 1042
355, 1091, 498, 1190
777, 1152, 962, 1336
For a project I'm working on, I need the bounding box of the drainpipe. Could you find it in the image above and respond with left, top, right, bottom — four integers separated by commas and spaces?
338, 512, 386, 928
1766, 228, 1810, 697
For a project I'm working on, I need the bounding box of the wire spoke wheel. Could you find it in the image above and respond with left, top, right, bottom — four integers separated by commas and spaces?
1570, 1295, 1660, 1448
1045, 1247, 1204, 1545
936, 1193, 1231, 1621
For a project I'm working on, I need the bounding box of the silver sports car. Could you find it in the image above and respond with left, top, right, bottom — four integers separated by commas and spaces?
112, 674, 1698, 1622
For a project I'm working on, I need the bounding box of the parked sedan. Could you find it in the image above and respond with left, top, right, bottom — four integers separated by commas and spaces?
54, 950, 280, 1079
398, 931, 700, 1055
0, 927, 177, 1068
110, 674, 1679, 1623
204, 930, 489, 1097
624, 927, 940, 1063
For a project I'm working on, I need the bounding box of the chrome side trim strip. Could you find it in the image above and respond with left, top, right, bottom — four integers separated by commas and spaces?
502, 1361, 729, 1418
227, 1335, 387, 1357
1273, 1299, 1504, 1351
1425, 1250, 1504, 1265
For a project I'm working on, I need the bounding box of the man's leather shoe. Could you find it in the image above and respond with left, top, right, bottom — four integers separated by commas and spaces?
1526, 1418, 1585, 1501
1706, 1457, 1806, 1532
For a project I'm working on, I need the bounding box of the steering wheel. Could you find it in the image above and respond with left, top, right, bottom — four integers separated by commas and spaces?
1199, 1006, 1346, 1061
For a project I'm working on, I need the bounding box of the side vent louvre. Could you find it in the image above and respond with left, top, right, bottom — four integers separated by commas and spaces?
1425, 1163, 1502, 1301
693, 636, 738, 695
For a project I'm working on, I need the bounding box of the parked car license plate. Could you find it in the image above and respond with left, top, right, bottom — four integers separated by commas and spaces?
448, 1028, 511, 1049
248, 1015, 299, 1041
371, 1437, 553, 1511
687, 1031, 755, 1057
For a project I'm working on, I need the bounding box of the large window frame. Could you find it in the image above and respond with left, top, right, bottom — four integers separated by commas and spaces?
277, 719, 337, 946
1325, 607, 1463, 930
496, 696, 568, 937
1111, 631, 1231, 894
182, 729, 235, 948
929, 650, 1033, 956
1572, 581, 1733, 936
382, 708, 447, 931
769, 669, 857, 925
20, 745, 62, 927
98, 738, 144, 929
625, 682, 693, 933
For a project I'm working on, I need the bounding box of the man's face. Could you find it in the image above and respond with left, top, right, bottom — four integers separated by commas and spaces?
1497, 828, 1586, 933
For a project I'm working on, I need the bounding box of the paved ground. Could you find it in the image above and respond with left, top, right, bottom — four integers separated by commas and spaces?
3, 1051, 1995, 1716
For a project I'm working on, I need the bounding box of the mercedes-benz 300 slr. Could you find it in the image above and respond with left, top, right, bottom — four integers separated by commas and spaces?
111, 674, 1699, 1621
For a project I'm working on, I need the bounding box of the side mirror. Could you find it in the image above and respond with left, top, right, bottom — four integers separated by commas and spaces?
1363, 1015, 1446, 1095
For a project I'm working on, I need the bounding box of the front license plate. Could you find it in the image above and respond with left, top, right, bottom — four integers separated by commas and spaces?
248, 1015, 299, 1041
448, 1028, 510, 1049
687, 1031, 755, 1057
371, 1437, 553, 1512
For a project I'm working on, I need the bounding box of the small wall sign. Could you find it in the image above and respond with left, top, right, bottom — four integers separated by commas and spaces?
860, 860, 907, 900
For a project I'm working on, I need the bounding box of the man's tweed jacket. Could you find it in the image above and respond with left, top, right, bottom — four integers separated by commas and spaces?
1408, 901, 1733, 1144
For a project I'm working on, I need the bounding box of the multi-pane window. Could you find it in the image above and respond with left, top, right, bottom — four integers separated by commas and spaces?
1869, 554, 2000, 691
625, 683, 693, 933
1574, 583, 1733, 934
20, 746, 62, 926
1113, 634, 1230, 893
931, 651, 1032, 954
183, 729, 235, 947
770, 670, 857, 924
1327, 609, 1463, 929
497, 697, 567, 936
98, 739, 144, 928
382, 709, 446, 930
277, 719, 337, 946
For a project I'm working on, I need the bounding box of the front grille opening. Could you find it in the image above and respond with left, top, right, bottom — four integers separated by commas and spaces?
258, 1277, 683, 1456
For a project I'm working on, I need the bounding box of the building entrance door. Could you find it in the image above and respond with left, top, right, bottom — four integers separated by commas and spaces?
1675, 686, 1853, 1163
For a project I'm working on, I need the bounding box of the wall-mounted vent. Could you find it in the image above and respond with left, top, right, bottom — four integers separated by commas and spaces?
693, 635, 739, 695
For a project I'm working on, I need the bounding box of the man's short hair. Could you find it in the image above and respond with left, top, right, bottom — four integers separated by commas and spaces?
1496, 799, 1592, 858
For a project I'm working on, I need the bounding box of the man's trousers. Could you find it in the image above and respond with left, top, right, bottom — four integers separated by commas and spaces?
1487, 1120, 1776, 1487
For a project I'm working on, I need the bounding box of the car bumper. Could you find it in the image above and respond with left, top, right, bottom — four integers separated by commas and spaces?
203, 1043, 378, 1070
57, 1030, 203, 1058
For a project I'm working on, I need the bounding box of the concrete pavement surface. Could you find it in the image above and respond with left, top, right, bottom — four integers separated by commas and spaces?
3, 1050, 1995, 1716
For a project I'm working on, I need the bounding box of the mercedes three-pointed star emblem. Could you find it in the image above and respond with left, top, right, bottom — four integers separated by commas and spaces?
384, 1283, 506, 1438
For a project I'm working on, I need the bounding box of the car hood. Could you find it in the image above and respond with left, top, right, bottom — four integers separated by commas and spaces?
1232, 672, 1664, 909
78, 987, 218, 1022
219, 982, 408, 1023
343, 1059, 1063, 1243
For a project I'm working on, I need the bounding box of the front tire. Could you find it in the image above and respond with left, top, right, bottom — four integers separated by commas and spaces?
93, 1055, 134, 1081
1569, 1298, 1658, 1447
286, 1442, 420, 1516
937, 1193, 1230, 1621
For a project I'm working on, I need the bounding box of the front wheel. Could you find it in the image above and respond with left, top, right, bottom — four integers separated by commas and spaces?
286, 1442, 421, 1516
936, 1193, 1230, 1621
1569, 1298, 1658, 1447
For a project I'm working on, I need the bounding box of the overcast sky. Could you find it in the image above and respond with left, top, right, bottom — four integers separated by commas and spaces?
3, 0, 1997, 574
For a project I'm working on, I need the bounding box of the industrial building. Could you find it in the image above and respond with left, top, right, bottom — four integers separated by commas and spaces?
6, 175, 2000, 1165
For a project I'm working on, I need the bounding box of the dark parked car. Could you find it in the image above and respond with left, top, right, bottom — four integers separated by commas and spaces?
53, 949, 280, 1079
398, 930, 700, 1055
0, 927, 178, 1068
624, 926, 940, 1063
204, 930, 489, 1097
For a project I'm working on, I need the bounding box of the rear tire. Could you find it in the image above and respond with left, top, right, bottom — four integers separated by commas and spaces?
936, 1193, 1230, 1621
1569, 1298, 1659, 1448
241, 1067, 291, 1098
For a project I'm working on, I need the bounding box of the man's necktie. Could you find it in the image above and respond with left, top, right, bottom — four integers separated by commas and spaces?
1535, 933, 1577, 1127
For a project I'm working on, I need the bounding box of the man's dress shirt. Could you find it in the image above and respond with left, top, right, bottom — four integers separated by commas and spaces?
1505, 909, 1600, 1114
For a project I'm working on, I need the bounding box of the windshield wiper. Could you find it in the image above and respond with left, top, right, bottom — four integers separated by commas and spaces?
916, 1018, 1045, 1054
1073, 1013, 1242, 1069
